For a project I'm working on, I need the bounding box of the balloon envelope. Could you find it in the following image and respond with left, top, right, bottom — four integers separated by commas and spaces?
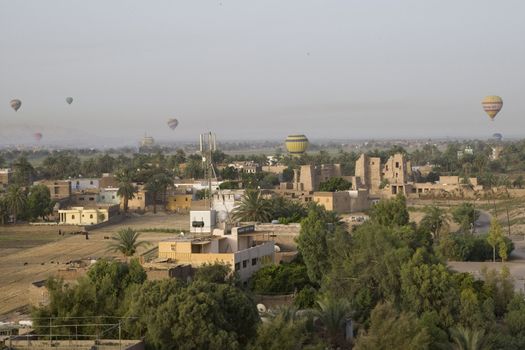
492, 133, 503, 141
285, 134, 309, 156
10, 99, 21, 112
167, 118, 179, 130
33, 132, 43, 142
482, 95, 503, 120
66, 97, 73, 104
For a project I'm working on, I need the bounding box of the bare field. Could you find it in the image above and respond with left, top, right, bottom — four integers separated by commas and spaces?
0, 213, 189, 318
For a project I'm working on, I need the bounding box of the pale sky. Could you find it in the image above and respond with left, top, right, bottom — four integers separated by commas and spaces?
1, 0, 524, 146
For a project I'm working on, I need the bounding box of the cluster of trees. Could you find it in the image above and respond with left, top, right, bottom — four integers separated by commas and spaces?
0, 184, 54, 224
282, 195, 525, 349
231, 190, 307, 223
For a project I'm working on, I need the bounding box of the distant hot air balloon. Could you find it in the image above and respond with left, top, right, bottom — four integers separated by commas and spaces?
285, 134, 309, 156
167, 118, 179, 130
492, 133, 503, 142
66, 97, 73, 105
10, 99, 21, 112
33, 132, 43, 142
482, 95, 503, 121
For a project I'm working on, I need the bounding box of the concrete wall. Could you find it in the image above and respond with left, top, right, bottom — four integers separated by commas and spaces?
166, 194, 192, 211
98, 188, 120, 205
38, 180, 71, 200
234, 241, 275, 281
71, 178, 100, 192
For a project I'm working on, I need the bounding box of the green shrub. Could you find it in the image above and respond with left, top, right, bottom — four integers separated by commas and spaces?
438, 234, 514, 261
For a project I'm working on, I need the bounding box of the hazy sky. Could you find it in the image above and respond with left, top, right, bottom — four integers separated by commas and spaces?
1, 0, 525, 146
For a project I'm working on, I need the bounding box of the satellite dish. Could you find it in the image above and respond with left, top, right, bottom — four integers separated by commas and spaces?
274, 245, 281, 253
257, 304, 267, 313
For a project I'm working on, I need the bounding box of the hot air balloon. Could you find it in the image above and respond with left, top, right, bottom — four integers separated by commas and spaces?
33, 132, 43, 142
285, 134, 309, 156
167, 118, 179, 130
66, 97, 73, 105
492, 133, 503, 142
10, 99, 21, 112
482, 95, 503, 121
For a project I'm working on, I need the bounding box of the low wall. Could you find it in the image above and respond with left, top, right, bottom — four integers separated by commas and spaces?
7, 339, 144, 350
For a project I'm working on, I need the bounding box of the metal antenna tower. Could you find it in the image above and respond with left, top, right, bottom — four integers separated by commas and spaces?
199, 132, 217, 209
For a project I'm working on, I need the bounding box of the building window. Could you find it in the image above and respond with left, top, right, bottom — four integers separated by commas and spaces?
252, 258, 257, 266
71, 215, 75, 219
112, 196, 115, 199
90, 214, 93, 219
79, 197, 84, 201
89, 197, 95, 201
234, 262, 240, 271
242, 260, 248, 268
101, 196, 105, 200
90, 181, 93, 185
185, 198, 188, 201
395, 162, 400, 168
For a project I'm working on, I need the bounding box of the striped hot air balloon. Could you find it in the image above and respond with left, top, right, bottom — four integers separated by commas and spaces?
167, 118, 179, 130
482, 95, 503, 121
285, 134, 309, 156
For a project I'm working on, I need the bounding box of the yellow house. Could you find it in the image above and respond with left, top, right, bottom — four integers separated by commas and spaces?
125, 188, 147, 211
166, 194, 192, 212
58, 207, 110, 225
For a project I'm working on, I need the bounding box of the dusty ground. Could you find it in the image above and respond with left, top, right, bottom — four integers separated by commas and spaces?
0, 212, 189, 319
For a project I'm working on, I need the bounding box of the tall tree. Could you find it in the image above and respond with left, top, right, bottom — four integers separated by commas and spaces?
452, 203, 480, 234
354, 303, 431, 350
487, 219, 504, 263
296, 205, 339, 284
145, 172, 173, 214
27, 184, 54, 221
419, 205, 449, 241
369, 195, 410, 227
232, 190, 272, 222
5, 185, 27, 223
11, 156, 35, 186
314, 296, 352, 349
116, 169, 137, 213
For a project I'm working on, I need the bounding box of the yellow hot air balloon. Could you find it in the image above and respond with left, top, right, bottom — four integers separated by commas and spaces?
285, 134, 309, 156
482, 95, 503, 121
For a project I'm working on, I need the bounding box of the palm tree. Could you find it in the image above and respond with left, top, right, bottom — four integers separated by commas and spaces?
0, 197, 9, 225
232, 190, 272, 222
145, 173, 173, 214
107, 227, 150, 257
5, 185, 27, 224
116, 170, 137, 213
314, 296, 352, 348
420, 205, 449, 240
450, 327, 486, 350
